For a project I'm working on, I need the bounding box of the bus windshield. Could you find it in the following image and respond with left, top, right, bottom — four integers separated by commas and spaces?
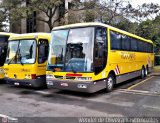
48, 27, 94, 72
5, 40, 36, 64
0, 36, 9, 66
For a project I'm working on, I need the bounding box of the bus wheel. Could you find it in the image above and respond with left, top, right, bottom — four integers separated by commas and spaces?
145, 66, 148, 77
141, 67, 145, 79
106, 74, 115, 92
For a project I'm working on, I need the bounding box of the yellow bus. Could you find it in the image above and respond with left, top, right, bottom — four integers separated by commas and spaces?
0, 32, 13, 81
46, 22, 154, 93
4, 33, 50, 88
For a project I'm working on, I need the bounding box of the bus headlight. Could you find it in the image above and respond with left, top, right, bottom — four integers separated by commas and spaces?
25, 74, 31, 79
4, 73, 8, 77
46, 74, 54, 79
76, 77, 92, 81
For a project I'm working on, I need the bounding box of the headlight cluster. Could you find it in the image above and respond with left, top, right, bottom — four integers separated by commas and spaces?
4, 73, 8, 77
46, 74, 54, 79
24, 74, 31, 79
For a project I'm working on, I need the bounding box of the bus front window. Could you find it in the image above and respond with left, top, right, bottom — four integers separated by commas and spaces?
48, 27, 94, 72
5, 41, 19, 64
6, 40, 36, 64
18, 40, 36, 64
48, 30, 69, 70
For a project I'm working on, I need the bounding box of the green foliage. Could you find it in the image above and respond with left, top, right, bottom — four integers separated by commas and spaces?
29, 0, 64, 30
84, 10, 95, 22
135, 16, 160, 54
0, 0, 64, 31
0, 0, 159, 48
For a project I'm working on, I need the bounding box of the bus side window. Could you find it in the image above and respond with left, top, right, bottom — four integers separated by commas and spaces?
38, 39, 49, 64
94, 27, 107, 75
131, 38, 138, 51
110, 31, 121, 50
121, 35, 130, 51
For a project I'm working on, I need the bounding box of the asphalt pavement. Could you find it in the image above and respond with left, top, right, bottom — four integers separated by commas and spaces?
0, 76, 160, 123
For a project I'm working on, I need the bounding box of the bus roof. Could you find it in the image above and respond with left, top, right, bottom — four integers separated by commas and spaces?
0, 32, 14, 36
52, 22, 152, 43
9, 33, 51, 41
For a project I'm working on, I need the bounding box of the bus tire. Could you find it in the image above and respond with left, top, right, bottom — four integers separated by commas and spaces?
145, 66, 148, 77
106, 74, 115, 92
141, 67, 145, 79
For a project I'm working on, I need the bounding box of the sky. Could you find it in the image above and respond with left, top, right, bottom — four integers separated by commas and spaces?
129, 0, 160, 7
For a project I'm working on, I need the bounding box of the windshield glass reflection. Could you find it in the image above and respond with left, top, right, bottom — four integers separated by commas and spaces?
48, 27, 94, 72
5, 40, 36, 64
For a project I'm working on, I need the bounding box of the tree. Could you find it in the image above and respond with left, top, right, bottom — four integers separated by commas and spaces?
0, 0, 65, 31
29, 0, 64, 31
0, 0, 160, 34
0, 0, 24, 31
0, 9, 8, 31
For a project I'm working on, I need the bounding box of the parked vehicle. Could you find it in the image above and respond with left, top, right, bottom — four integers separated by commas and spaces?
4, 33, 50, 88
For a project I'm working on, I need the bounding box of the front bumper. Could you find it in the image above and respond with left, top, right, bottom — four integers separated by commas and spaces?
47, 79, 106, 93
5, 76, 46, 88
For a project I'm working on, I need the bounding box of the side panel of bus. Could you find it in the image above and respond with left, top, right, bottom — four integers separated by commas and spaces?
106, 28, 154, 84
0, 35, 10, 80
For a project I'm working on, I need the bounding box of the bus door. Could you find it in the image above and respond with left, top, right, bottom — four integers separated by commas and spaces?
0, 36, 9, 67
94, 27, 108, 75
37, 39, 49, 77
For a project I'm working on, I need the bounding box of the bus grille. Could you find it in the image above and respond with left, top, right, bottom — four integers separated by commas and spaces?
54, 75, 63, 79
54, 75, 76, 80
65, 76, 76, 80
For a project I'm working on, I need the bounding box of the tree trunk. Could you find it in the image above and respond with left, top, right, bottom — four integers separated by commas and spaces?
48, 18, 53, 31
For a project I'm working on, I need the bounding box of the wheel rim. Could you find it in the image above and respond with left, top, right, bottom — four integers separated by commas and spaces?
108, 77, 113, 90
145, 68, 148, 76
142, 68, 145, 77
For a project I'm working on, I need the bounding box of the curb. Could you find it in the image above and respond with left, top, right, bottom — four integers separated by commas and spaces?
149, 73, 160, 76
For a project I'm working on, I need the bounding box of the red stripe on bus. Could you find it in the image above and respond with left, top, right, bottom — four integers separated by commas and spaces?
66, 73, 82, 77
117, 65, 120, 74
116, 68, 119, 74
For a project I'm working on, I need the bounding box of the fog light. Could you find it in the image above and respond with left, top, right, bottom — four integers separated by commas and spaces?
77, 84, 87, 88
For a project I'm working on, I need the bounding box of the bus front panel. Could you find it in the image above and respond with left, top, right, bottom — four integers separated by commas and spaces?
4, 36, 49, 88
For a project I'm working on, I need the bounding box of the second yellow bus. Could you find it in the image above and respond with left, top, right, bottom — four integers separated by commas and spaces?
4, 33, 50, 88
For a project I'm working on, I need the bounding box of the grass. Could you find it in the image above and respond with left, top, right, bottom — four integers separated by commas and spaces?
153, 65, 160, 72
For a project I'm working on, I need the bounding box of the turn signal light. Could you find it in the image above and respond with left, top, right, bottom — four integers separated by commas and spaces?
31, 74, 36, 79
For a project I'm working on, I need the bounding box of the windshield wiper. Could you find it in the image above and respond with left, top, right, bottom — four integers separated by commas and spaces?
19, 54, 24, 66
7, 45, 24, 65
8, 55, 16, 65
7, 53, 24, 65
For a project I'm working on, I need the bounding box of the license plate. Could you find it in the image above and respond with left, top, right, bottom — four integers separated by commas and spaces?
14, 82, 19, 86
60, 83, 68, 87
